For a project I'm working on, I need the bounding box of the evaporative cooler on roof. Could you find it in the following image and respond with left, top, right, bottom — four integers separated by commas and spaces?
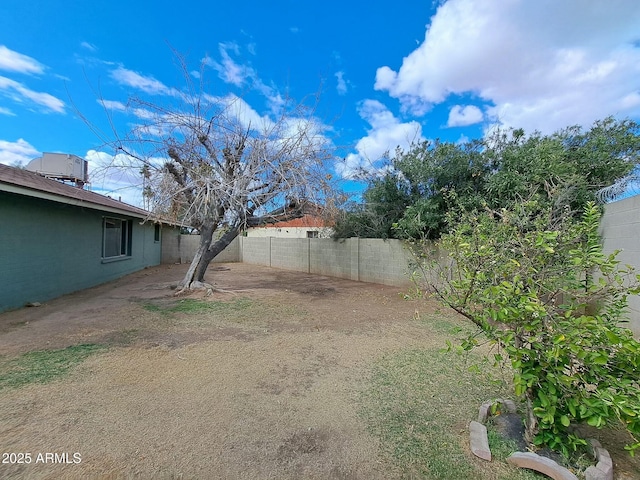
25, 152, 89, 188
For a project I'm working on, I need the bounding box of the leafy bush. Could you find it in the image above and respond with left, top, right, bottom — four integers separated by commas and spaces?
412, 202, 640, 457
334, 117, 640, 240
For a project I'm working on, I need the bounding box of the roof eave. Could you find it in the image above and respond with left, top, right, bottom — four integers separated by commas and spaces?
0, 183, 149, 219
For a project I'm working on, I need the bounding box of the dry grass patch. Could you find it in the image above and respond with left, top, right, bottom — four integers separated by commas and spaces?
358, 315, 542, 480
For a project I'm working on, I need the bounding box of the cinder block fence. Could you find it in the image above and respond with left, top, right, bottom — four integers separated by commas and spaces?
162, 234, 414, 288
600, 195, 640, 336
160, 195, 640, 336
240, 237, 413, 287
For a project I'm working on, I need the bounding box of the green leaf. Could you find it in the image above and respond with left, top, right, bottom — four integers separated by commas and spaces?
592, 354, 609, 365
538, 390, 550, 407
605, 330, 621, 344
560, 415, 570, 427
587, 416, 602, 427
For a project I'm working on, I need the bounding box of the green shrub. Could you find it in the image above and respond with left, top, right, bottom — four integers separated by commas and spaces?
413, 202, 640, 457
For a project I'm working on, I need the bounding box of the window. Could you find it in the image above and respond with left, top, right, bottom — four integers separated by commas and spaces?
154, 224, 160, 242
306, 230, 319, 238
103, 217, 132, 258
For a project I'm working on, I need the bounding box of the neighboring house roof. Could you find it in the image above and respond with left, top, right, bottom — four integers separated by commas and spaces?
249, 203, 334, 230
0, 163, 151, 219
265, 214, 329, 228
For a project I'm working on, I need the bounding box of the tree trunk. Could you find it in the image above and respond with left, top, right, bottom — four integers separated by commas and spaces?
177, 223, 240, 290
177, 203, 304, 291
194, 226, 240, 282
524, 391, 539, 446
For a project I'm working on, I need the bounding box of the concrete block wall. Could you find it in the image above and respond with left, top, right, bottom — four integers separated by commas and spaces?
309, 239, 354, 280
160, 228, 181, 264
241, 236, 413, 288
173, 235, 415, 288
178, 235, 200, 263
214, 237, 240, 263
161, 232, 240, 265
239, 237, 270, 266
270, 238, 311, 272
357, 238, 413, 287
601, 196, 640, 336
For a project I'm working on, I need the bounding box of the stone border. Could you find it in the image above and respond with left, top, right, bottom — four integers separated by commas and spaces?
469, 399, 613, 480
507, 452, 578, 480
469, 421, 491, 461
584, 439, 613, 480
477, 398, 517, 423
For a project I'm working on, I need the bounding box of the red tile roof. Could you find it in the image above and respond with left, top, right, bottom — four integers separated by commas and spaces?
0, 163, 150, 218
266, 214, 330, 228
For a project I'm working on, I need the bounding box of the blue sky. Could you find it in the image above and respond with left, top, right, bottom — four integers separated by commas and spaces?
1, 0, 640, 206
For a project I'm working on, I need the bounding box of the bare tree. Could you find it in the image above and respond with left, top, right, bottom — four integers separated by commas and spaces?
92, 60, 333, 291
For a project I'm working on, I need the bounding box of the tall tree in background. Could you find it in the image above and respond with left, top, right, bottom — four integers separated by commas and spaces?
94, 62, 333, 291
334, 117, 640, 240
391, 139, 488, 239
483, 118, 640, 221
332, 140, 487, 240
331, 174, 413, 239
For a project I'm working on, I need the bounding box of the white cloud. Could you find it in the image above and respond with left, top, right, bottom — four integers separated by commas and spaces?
456, 134, 470, 145
85, 149, 146, 207
208, 42, 251, 87
0, 47, 64, 114
0, 46, 44, 74
97, 99, 155, 120
0, 76, 65, 113
447, 104, 483, 127
98, 99, 126, 111
206, 43, 284, 114
0, 138, 40, 165
337, 100, 423, 179
335, 71, 347, 95
80, 41, 97, 52
374, 66, 396, 93
220, 93, 274, 131
375, 0, 640, 133
110, 66, 177, 96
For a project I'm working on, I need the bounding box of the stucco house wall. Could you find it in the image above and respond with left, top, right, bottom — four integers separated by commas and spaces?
0, 164, 168, 312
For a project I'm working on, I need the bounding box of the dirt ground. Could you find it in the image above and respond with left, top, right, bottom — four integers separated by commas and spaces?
0, 263, 442, 479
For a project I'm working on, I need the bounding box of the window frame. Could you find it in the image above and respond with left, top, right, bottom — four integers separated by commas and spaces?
102, 217, 133, 261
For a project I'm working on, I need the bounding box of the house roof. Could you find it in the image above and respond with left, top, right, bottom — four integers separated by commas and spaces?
0, 163, 151, 219
263, 213, 329, 228
250, 206, 334, 229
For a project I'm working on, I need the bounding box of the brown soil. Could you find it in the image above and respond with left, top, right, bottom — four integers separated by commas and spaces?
0, 263, 440, 479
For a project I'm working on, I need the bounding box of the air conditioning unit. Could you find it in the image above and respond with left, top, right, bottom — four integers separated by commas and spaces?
26, 152, 89, 188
